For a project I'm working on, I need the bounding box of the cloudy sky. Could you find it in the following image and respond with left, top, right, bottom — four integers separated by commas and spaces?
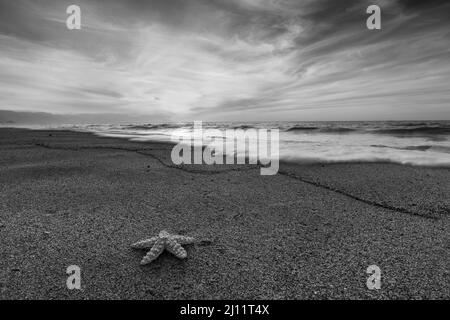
0, 0, 449, 121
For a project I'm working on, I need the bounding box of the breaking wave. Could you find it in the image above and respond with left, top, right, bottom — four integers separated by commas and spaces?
51, 120, 450, 167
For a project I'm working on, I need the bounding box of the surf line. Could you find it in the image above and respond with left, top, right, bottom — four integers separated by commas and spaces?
277, 169, 440, 220
170, 121, 279, 175
32, 140, 438, 220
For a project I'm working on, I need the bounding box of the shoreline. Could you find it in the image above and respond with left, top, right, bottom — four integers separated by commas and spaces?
0, 128, 449, 299
7, 126, 450, 169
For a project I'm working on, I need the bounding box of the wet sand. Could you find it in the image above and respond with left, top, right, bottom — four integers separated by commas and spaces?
0, 128, 449, 299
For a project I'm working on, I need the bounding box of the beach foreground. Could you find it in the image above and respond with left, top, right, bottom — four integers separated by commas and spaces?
0, 128, 448, 299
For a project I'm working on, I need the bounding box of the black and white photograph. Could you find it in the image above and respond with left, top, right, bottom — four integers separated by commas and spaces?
0, 0, 449, 305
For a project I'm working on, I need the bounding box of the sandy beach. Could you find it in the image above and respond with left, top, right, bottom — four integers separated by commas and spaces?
0, 128, 448, 299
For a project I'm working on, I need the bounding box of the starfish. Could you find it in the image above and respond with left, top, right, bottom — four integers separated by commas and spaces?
131, 230, 195, 265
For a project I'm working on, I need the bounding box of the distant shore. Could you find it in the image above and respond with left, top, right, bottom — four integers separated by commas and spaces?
0, 128, 448, 299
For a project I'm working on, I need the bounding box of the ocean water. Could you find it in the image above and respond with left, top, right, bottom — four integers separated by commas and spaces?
58, 121, 450, 167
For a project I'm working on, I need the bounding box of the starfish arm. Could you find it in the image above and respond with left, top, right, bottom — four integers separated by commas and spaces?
166, 239, 187, 259
131, 236, 158, 249
140, 239, 165, 265
172, 235, 195, 245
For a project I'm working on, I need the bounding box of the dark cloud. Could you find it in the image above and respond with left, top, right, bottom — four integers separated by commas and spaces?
397, 0, 449, 10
